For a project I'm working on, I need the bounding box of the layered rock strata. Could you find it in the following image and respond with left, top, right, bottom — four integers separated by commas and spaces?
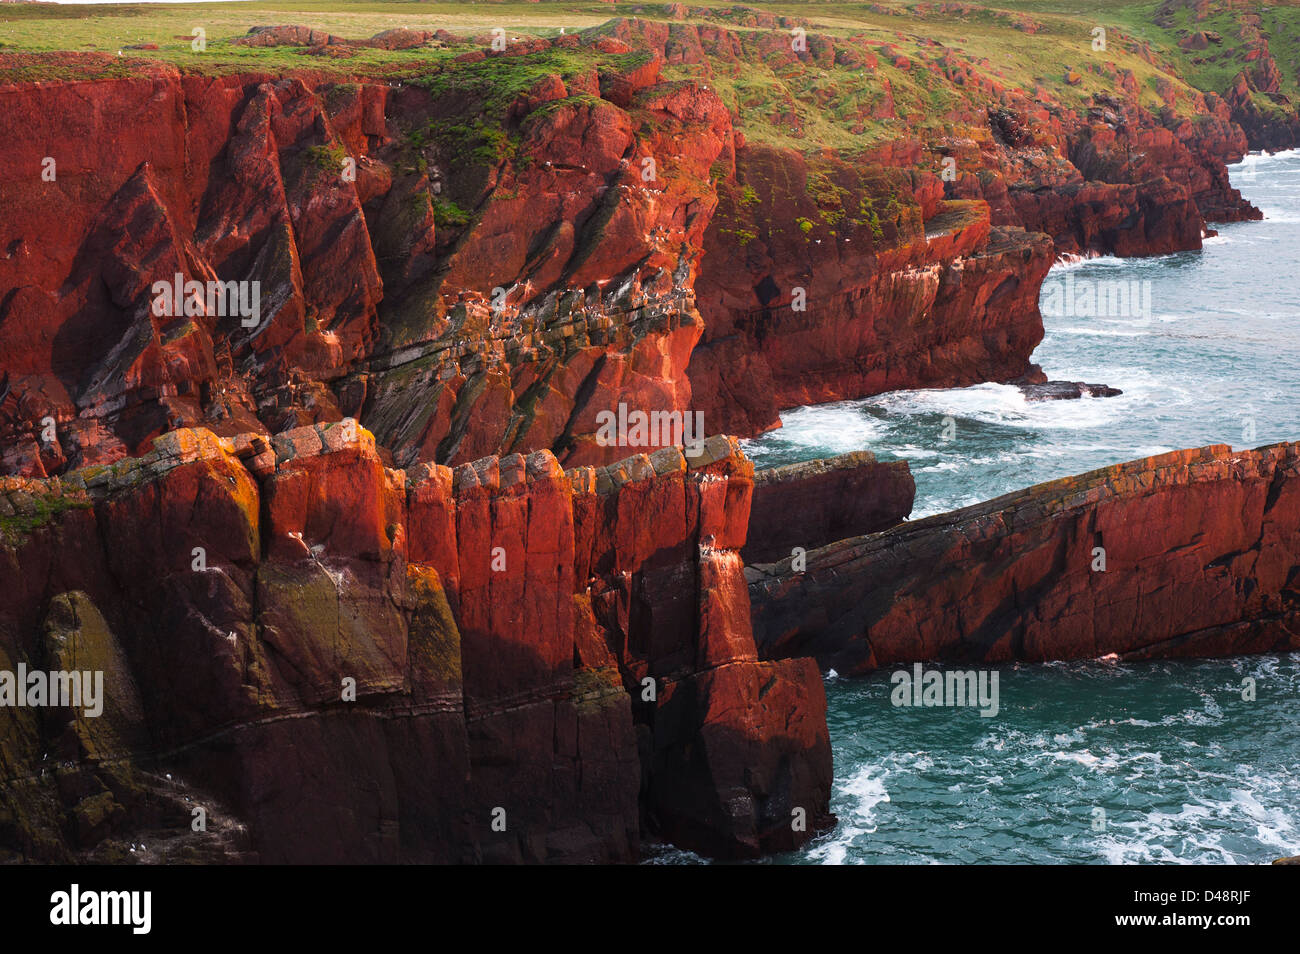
748, 443, 1300, 675
0, 55, 728, 476
0, 15, 1270, 476
0, 422, 832, 862
743, 452, 915, 565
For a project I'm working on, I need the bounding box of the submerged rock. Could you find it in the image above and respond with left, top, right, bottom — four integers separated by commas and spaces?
1016, 380, 1123, 400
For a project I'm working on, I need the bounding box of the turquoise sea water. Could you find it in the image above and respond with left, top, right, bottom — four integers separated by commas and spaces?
780, 655, 1300, 865
744, 150, 1300, 519
698, 151, 1300, 865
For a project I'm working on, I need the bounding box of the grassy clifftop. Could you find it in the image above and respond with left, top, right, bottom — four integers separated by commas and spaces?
2, 2, 1297, 146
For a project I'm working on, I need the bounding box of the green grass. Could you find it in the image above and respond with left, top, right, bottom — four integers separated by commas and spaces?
638, 1, 1220, 150
412, 49, 643, 120
0, 2, 607, 80
989, 0, 1300, 98
431, 197, 470, 227
2, 2, 1297, 146
0, 492, 92, 545
0, 2, 606, 50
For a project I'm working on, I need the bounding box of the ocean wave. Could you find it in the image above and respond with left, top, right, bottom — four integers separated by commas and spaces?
796, 654, 1300, 865
806, 763, 893, 865
1230, 147, 1300, 170
866, 382, 1131, 432
1049, 252, 1175, 271
1052, 326, 1146, 337
741, 400, 887, 464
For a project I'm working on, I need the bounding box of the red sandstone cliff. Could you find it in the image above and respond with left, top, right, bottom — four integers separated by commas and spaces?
748, 443, 1300, 674
0, 12, 1290, 865
0, 423, 831, 862
0, 15, 1267, 472
743, 451, 914, 564
689, 149, 1055, 435
0, 51, 728, 477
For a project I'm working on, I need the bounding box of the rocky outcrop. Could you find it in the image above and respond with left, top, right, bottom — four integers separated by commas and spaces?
234, 25, 440, 52
0, 423, 832, 862
1158, 0, 1300, 150
0, 13, 1269, 474
688, 151, 1055, 436
1012, 376, 1122, 400
0, 48, 730, 477
748, 443, 1300, 674
950, 99, 1259, 252
743, 452, 914, 564
1225, 70, 1300, 151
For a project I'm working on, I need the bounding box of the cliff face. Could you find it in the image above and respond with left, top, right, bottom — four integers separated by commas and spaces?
0, 10, 1291, 865
0, 14, 1268, 472
748, 443, 1300, 675
743, 451, 914, 565
689, 146, 1055, 435
0, 54, 729, 478
983, 102, 1261, 249
0, 423, 831, 862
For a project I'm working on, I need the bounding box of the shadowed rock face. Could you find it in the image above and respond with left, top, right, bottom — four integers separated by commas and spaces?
743, 452, 915, 565
0, 424, 831, 862
748, 443, 1300, 675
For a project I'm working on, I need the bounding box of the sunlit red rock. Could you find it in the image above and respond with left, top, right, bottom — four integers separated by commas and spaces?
749, 443, 1300, 674
0, 425, 830, 862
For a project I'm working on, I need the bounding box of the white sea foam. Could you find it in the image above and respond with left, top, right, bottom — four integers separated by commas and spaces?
866, 382, 1127, 432
807, 763, 892, 865
741, 400, 884, 463
1051, 253, 1138, 270
1053, 326, 1146, 337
